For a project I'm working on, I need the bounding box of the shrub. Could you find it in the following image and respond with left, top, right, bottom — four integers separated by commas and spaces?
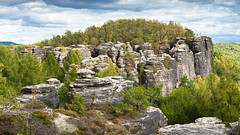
108, 85, 152, 116
22, 99, 47, 110
66, 91, 86, 116
94, 61, 120, 78
32, 110, 53, 125
53, 108, 79, 118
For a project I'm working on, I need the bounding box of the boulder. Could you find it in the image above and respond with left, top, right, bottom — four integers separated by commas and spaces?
16, 79, 62, 108
53, 113, 86, 134
158, 117, 232, 135
77, 69, 95, 78
68, 75, 133, 106
122, 106, 168, 135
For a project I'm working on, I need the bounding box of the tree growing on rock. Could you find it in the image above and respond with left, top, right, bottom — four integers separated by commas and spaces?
42, 53, 64, 82
63, 50, 83, 72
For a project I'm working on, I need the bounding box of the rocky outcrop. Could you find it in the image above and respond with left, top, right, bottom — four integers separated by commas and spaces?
68, 69, 133, 106
53, 113, 86, 134
16, 78, 62, 108
190, 37, 213, 78
81, 55, 112, 72
18, 36, 213, 96
158, 117, 232, 135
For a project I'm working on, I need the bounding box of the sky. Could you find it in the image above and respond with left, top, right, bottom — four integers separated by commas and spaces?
0, 0, 240, 44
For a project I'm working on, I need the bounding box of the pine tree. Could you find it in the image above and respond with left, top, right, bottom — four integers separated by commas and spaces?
42, 53, 64, 81
63, 50, 83, 72
18, 52, 44, 87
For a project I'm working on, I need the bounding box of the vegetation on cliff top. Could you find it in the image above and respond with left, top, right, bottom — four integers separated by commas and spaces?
34, 19, 194, 47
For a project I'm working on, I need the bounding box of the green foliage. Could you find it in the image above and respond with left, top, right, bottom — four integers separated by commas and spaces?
22, 99, 47, 110
61, 47, 67, 53
0, 113, 28, 134
212, 51, 240, 81
42, 53, 64, 81
94, 61, 120, 78
53, 108, 79, 117
34, 19, 191, 47
158, 76, 199, 124
185, 28, 195, 42
0, 96, 19, 116
58, 66, 79, 107
158, 72, 240, 124
63, 50, 83, 72
108, 84, 163, 116
32, 110, 53, 125
18, 52, 44, 87
214, 43, 240, 66
66, 91, 86, 116
138, 63, 145, 85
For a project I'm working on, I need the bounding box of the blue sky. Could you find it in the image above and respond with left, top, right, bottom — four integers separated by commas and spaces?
0, 0, 239, 44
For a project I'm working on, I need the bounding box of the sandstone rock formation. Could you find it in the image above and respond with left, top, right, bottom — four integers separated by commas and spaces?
158, 117, 232, 135
18, 36, 213, 96
68, 69, 134, 106
122, 106, 168, 135
16, 78, 62, 108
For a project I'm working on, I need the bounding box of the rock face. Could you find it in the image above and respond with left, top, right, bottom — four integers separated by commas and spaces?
16, 78, 62, 108
123, 106, 168, 135
190, 37, 213, 78
68, 69, 133, 106
158, 117, 232, 135
53, 113, 86, 135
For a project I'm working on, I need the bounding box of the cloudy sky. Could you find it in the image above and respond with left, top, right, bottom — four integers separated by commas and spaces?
0, 0, 240, 44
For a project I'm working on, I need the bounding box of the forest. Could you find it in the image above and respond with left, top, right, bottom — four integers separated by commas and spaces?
0, 19, 240, 133
214, 43, 240, 65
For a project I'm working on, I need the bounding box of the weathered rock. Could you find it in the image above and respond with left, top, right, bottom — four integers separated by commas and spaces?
46, 78, 62, 88
77, 69, 95, 78
122, 106, 168, 135
238, 118, 240, 135
230, 121, 239, 135
81, 55, 112, 72
92, 42, 113, 57
189, 36, 213, 78
73, 45, 91, 60
53, 113, 86, 134
158, 117, 232, 135
68, 75, 133, 106
16, 79, 61, 108
19, 46, 45, 62
142, 55, 178, 96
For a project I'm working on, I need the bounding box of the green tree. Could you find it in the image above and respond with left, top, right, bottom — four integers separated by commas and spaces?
18, 52, 44, 87
59, 66, 79, 107
66, 91, 86, 116
42, 53, 64, 81
94, 61, 120, 78
63, 50, 83, 72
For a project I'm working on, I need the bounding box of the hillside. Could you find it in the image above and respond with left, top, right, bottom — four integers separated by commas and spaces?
214, 43, 240, 65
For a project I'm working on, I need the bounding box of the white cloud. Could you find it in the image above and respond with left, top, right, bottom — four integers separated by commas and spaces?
0, 0, 239, 44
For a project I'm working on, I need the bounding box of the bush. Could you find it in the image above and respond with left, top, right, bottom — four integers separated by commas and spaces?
94, 61, 120, 78
53, 108, 79, 118
32, 110, 53, 125
22, 99, 47, 110
66, 91, 86, 116
108, 85, 152, 116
